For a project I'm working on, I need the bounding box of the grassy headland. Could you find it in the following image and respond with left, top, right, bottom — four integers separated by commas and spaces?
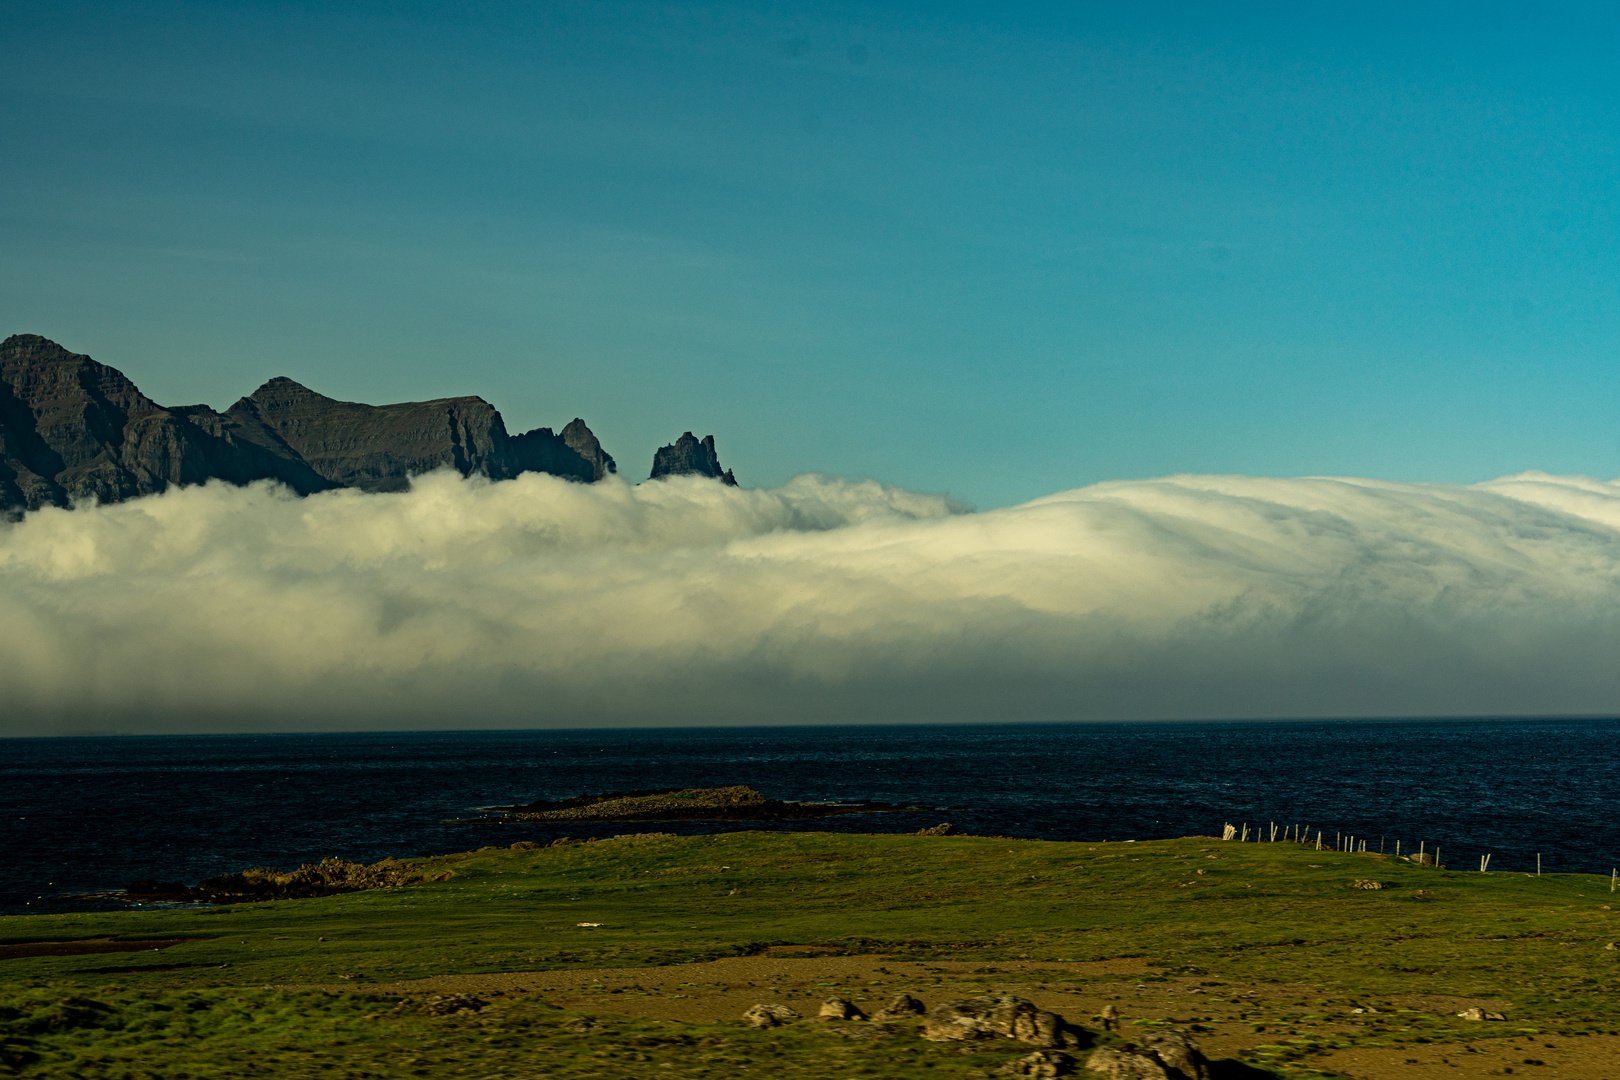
4, 831, 1619, 1079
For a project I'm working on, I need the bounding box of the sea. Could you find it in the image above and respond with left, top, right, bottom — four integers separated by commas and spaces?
4, 718, 1619, 918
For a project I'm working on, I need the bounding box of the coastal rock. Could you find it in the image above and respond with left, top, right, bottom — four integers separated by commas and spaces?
871, 993, 927, 1021
650, 431, 736, 485
125, 855, 424, 903
743, 1004, 800, 1029
1001, 1050, 1079, 1077
917, 823, 961, 836
817, 997, 867, 1021
922, 995, 1081, 1049
483, 785, 916, 824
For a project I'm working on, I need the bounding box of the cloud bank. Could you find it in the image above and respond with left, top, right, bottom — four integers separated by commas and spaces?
5, 469, 1620, 735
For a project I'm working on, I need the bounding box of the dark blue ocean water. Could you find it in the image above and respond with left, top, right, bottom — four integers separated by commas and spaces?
3, 719, 1619, 918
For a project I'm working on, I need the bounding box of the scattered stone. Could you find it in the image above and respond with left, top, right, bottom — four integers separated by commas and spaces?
923, 995, 1081, 1049
1349, 879, 1385, 890
817, 1023, 900, 1041
562, 1017, 600, 1033
1000, 1049, 1078, 1077
1085, 1046, 1169, 1079
872, 993, 928, 1021
917, 823, 962, 836
1085, 1031, 1208, 1080
396, 994, 487, 1017
1606, 942, 1618, 951
743, 1004, 801, 1029
1141, 1031, 1209, 1079
1456, 1007, 1506, 1021
816, 997, 867, 1021
1098, 1004, 1120, 1032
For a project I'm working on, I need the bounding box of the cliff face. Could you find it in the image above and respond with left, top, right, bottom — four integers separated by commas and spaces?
224, 377, 596, 491
0, 335, 332, 510
561, 418, 617, 481
650, 432, 737, 486
0, 335, 611, 509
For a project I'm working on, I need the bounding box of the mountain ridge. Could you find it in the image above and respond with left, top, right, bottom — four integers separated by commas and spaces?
0, 335, 721, 511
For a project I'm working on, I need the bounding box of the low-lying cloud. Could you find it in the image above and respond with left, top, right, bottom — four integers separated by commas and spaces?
5, 469, 1620, 735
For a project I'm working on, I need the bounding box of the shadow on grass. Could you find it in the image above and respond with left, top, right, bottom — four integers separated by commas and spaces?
1209, 1059, 1286, 1079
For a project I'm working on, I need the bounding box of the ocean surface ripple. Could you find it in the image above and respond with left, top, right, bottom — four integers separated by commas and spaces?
3, 718, 1617, 917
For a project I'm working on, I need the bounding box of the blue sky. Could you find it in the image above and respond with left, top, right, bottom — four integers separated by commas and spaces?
4, 1, 1619, 509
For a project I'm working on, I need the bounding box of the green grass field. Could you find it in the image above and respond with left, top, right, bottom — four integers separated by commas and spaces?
4, 832, 1619, 1079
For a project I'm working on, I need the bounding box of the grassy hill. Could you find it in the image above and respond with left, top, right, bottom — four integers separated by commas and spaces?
3, 831, 1619, 1078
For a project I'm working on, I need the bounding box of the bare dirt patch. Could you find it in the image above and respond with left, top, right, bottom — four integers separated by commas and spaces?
1322, 1035, 1620, 1080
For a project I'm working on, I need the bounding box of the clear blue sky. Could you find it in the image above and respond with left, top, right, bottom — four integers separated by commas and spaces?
3, 1, 1618, 508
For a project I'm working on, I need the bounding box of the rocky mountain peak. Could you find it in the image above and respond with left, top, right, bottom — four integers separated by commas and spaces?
650, 432, 737, 486
561, 418, 617, 481
0, 336, 621, 510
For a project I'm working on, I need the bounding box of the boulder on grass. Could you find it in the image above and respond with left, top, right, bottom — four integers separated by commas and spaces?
1001, 1049, 1079, 1076
816, 997, 867, 1021
1085, 1030, 1208, 1080
872, 993, 927, 1020
742, 1004, 800, 1029
922, 995, 1081, 1049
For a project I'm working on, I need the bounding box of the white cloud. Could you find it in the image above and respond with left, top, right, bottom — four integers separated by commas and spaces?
5, 469, 1620, 735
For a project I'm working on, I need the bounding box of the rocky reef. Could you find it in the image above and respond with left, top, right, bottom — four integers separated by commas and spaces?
466, 785, 919, 824
650, 431, 736, 485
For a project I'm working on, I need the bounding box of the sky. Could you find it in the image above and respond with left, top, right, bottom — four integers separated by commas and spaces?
7, 3, 1620, 734
5, 1, 1620, 508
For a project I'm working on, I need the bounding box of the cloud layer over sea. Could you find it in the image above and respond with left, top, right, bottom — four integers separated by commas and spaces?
5, 469, 1620, 735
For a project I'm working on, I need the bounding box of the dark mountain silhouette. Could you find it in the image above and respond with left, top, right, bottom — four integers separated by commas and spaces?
650, 432, 737, 486
0, 335, 620, 510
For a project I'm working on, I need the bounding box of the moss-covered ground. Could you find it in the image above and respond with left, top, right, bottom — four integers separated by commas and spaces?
4, 832, 1620, 1079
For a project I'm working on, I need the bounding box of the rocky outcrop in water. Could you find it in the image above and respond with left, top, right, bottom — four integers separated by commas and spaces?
650, 432, 736, 485
0, 334, 615, 509
469, 785, 921, 824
